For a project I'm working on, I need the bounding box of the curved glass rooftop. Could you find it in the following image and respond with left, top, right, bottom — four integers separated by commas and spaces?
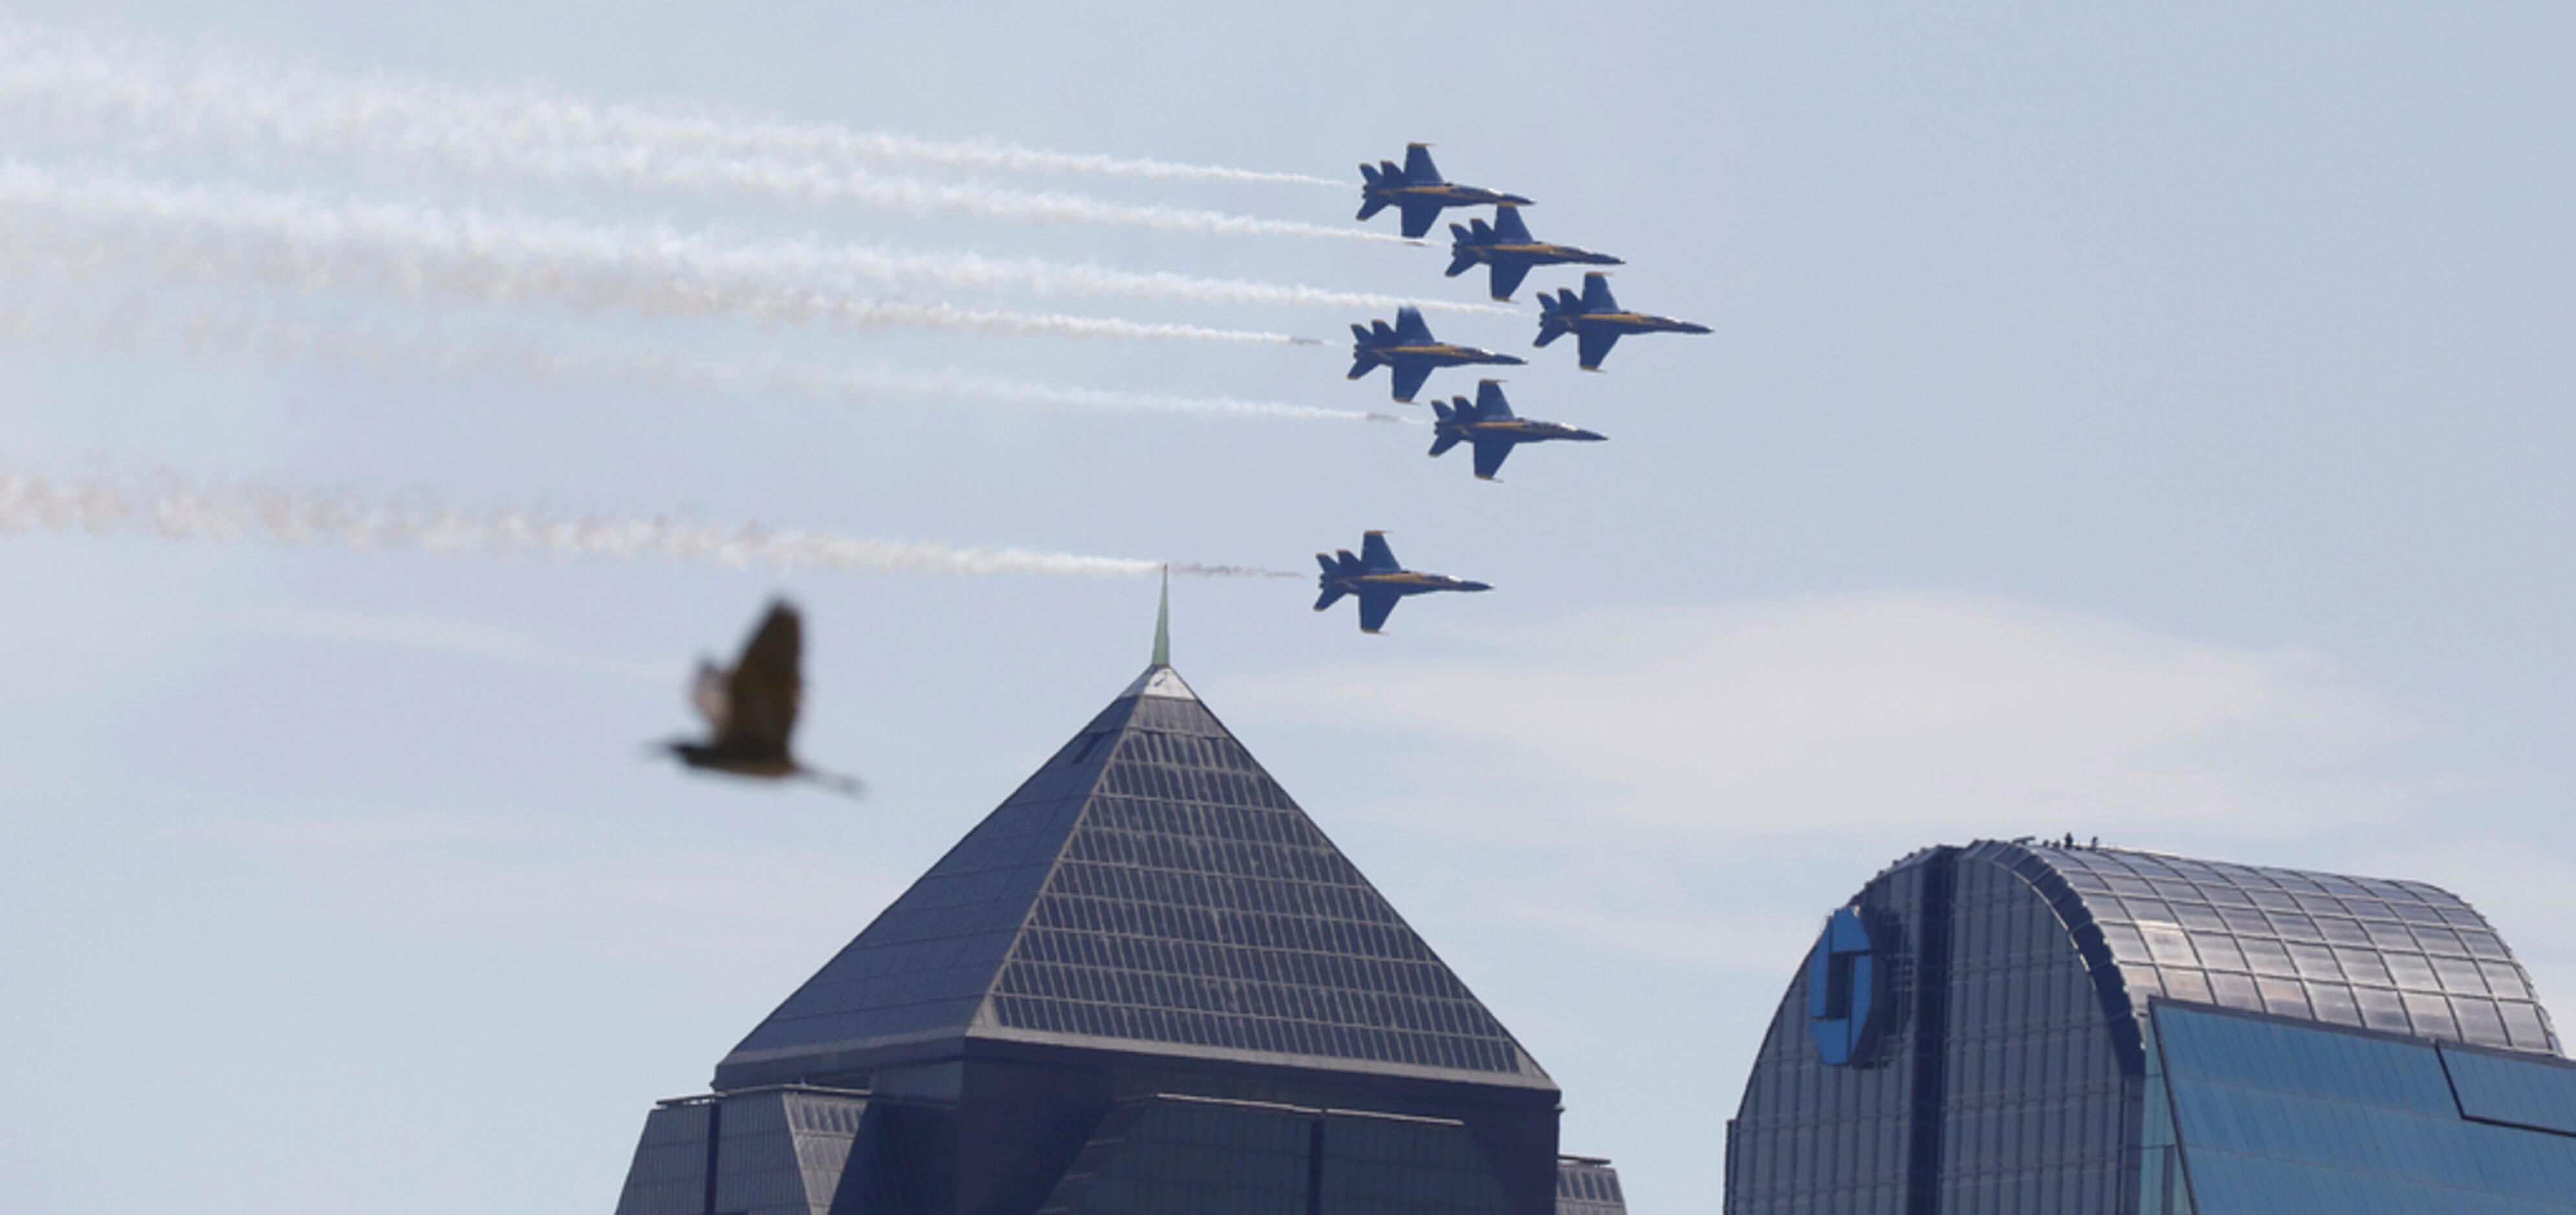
1967, 840, 2559, 1057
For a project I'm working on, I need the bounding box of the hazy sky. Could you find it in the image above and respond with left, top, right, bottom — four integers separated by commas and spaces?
3, 3, 2572, 1210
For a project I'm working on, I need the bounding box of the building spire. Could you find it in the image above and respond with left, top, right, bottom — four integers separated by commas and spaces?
1151, 565, 1170, 667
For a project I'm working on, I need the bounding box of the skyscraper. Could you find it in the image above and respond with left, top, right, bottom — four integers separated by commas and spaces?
1725, 838, 2576, 1212
611, 640, 1621, 1214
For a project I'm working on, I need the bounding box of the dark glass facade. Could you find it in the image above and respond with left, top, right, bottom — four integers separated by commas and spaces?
614, 663, 1620, 1215
2145, 1002, 2576, 1212
1726, 840, 2562, 1213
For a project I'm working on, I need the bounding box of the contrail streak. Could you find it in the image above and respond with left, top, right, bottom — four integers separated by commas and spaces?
0, 167, 1329, 344
0, 27, 1377, 239
0, 301, 1412, 424
0, 464, 1300, 579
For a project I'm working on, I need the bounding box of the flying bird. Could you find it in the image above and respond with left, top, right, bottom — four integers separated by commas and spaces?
658, 600, 862, 797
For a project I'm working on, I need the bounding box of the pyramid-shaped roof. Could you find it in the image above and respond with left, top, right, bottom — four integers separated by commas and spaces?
714, 664, 1550, 1091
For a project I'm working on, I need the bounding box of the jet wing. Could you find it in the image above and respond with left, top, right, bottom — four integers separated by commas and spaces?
1399, 200, 1442, 239
1388, 359, 1434, 403
1474, 380, 1513, 418
1492, 206, 1532, 242
1360, 532, 1401, 573
1576, 329, 1621, 371
1487, 259, 1533, 301
1471, 438, 1512, 480
1357, 589, 1401, 634
1580, 272, 1619, 311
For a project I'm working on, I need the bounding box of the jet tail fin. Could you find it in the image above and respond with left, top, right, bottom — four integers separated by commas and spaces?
1403, 143, 1442, 184
1393, 307, 1434, 344
1581, 272, 1617, 312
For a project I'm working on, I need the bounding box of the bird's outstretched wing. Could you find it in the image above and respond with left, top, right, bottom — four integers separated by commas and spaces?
690, 659, 730, 730
718, 601, 802, 758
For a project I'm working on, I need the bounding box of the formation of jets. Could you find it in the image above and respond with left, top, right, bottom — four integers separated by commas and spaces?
1315, 143, 1712, 633
665, 144, 1707, 796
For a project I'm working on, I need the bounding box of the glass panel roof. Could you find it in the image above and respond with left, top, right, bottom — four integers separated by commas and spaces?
1965, 840, 2561, 1058
719, 666, 1547, 1089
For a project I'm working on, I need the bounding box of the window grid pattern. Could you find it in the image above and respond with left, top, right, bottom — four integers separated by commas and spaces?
1725, 851, 1943, 1214
721, 679, 1541, 1086
1936, 855, 2137, 1212
2011, 843, 2559, 1056
1320, 1112, 1518, 1215
1036, 1098, 1313, 1215
991, 693, 1535, 1077
2150, 1002, 2576, 1212
1556, 1157, 1628, 1215
718, 695, 1133, 1082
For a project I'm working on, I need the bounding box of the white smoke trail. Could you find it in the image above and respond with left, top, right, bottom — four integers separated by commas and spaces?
0, 27, 1378, 238
0, 463, 1300, 579
0, 301, 1412, 424
0, 166, 1336, 344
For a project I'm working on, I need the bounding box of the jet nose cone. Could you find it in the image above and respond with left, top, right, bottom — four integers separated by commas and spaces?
1496, 355, 1527, 366
1681, 322, 1714, 334
1460, 581, 1494, 593
1573, 430, 1608, 442
1501, 193, 1534, 206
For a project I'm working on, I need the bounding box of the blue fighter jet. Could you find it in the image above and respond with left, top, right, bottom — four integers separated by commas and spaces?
1446, 205, 1623, 301
1430, 380, 1606, 481
1534, 272, 1712, 371
1349, 305, 1525, 403
1314, 532, 1491, 634
1357, 144, 1532, 240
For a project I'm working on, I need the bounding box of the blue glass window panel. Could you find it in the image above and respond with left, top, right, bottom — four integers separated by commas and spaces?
2157, 1007, 2576, 1212
2444, 1045, 2576, 1137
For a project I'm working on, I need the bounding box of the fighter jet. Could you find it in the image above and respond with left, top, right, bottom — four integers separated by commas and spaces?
1534, 272, 1712, 371
657, 600, 862, 796
1357, 144, 1533, 240
1349, 305, 1525, 403
1430, 380, 1607, 481
1314, 532, 1492, 634
1446, 206, 1623, 301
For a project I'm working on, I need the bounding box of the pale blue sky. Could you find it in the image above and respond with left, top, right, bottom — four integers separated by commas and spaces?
3, 3, 2572, 1210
